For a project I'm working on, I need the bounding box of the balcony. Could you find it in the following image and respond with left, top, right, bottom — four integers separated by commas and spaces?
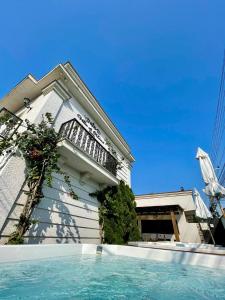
0, 108, 22, 139
0, 106, 119, 185
59, 118, 119, 185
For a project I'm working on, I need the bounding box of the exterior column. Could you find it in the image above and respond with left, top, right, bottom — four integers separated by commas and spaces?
170, 211, 180, 242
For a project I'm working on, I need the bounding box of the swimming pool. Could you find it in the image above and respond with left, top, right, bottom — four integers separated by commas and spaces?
1, 254, 225, 299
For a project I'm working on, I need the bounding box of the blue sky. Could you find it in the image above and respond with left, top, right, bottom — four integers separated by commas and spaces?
0, 1, 224, 196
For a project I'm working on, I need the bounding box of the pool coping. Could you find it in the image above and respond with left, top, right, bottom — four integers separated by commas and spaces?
128, 242, 225, 256
0, 244, 225, 270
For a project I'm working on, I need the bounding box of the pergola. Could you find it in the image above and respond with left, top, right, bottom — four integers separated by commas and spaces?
136, 204, 183, 242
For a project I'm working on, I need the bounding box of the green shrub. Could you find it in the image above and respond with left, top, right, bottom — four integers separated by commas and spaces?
91, 181, 140, 244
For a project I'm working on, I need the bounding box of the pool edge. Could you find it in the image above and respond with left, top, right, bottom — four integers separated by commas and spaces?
0, 244, 225, 270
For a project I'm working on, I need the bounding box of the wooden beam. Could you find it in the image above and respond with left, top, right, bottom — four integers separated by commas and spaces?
170, 211, 180, 242
138, 214, 172, 221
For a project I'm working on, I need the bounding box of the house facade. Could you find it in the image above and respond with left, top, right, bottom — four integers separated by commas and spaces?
135, 190, 210, 243
0, 62, 134, 244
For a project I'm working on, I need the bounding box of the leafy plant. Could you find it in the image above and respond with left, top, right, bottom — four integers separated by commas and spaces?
0, 112, 78, 244
90, 181, 140, 244
105, 139, 125, 171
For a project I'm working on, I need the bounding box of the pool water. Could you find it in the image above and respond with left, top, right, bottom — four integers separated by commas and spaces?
0, 255, 225, 299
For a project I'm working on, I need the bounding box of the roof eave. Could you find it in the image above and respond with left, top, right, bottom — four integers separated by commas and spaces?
0, 63, 135, 162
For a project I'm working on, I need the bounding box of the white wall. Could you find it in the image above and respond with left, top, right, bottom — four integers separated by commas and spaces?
177, 212, 201, 243
136, 191, 196, 211
1, 164, 100, 244
0, 153, 26, 233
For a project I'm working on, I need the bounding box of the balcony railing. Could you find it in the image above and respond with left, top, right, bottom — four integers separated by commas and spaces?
0, 107, 22, 139
60, 118, 118, 177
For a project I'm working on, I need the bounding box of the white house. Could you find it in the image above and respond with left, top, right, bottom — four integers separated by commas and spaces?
0, 62, 134, 244
135, 190, 211, 243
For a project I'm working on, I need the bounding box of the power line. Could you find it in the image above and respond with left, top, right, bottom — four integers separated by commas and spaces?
211, 81, 225, 166
211, 52, 225, 162
210, 51, 225, 179
219, 163, 225, 186
214, 91, 225, 167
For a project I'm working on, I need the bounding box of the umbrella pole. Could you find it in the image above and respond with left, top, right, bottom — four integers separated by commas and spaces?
217, 196, 225, 218
207, 196, 217, 245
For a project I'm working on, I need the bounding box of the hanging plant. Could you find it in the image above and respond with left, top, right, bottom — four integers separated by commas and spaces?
0, 112, 78, 244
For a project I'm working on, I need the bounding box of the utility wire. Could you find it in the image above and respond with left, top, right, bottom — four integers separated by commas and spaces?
211, 80, 225, 166
214, 91, 225, 167
211, 51, 225, 163
210, 51, 225, 183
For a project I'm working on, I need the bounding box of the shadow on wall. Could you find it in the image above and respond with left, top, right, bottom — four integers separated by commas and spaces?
27, 183, 81, 244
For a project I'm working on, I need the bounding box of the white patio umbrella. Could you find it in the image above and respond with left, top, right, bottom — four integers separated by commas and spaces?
196, 147, 225, 198
193, 188, 215, 245
193, 188, 212, 219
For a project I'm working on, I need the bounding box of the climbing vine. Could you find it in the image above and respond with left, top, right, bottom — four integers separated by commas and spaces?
90, 181, 140, 244
0, 112, 78, 244
105, 138, 124, 171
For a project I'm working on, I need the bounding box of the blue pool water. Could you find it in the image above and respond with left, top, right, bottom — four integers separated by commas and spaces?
0, 255, 225, 299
